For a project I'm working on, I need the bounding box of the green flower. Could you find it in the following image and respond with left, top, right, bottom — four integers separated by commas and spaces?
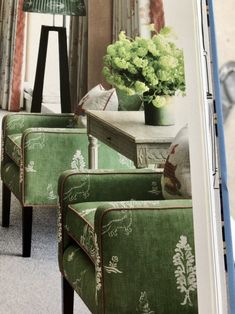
106, 45, 117, 57
128, 64, 138, 74
132, 57, 148, 68
159, 56, 178, 68
152, 96, 167, 108
136, 47, 148, 57
118, 47, 131, 59
118, 31, 127, 41
134, 81, 149, 94
147, 40, 159, 56
157, 69, 171, 82
113, 57, 129, 69
119, 85, 136, 96
102, 26, 186, 106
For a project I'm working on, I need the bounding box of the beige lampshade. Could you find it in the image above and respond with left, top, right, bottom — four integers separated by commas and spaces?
23, 0, 86, 16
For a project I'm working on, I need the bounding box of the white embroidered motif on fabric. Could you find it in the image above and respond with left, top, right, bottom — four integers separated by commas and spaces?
173, 235, 197, 307
6, 116, 25, 130
148, 181, 161, 195
25, 161, 37, 172
102, 210, 133, 237
57, 206, 62, 243
94, 234, 102, 304
47, 184, 57, 200
136, 291, 155, 314
71, 150, 86, 170
80, 225, 95, 259
80, 208, 96, 217
104, 256, 122, 274
63, 175, 90, 202
24, 133, 46, 150
19, 158, 24, 183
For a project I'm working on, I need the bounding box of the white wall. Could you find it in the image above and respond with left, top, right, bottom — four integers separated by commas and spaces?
163, 0, 193, 129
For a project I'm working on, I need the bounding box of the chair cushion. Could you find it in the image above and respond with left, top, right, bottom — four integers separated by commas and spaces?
73, 84, 119, 128
5, 134, 22, 166
161, 125, 191, 199
65, 202, 108, 264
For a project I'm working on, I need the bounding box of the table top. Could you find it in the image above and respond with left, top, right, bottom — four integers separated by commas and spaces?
87, 110, 178, 143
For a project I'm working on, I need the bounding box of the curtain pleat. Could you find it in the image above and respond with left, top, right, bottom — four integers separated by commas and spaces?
0, 0, 25, 111
9, 0, 26, 111
113, 0, 140, 41
150, 0, 165, 32
69, 3, 88, 111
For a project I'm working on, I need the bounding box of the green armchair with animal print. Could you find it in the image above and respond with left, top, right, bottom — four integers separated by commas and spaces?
58, 169, 198, 314
1, 113, 134, 257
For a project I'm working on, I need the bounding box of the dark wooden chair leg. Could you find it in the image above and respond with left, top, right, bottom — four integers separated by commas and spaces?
2, 183, 11, 227
62, 276, 74, 314
22, 206, 33, 258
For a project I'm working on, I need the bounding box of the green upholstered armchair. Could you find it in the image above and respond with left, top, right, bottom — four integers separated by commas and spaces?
1, 113, 134, 257
58, 169, 198, 314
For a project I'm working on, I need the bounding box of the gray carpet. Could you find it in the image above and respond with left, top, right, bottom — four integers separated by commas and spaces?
0, 192, 90, 314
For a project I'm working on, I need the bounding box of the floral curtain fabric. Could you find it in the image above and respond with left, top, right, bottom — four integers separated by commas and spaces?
0, 0, 25, 111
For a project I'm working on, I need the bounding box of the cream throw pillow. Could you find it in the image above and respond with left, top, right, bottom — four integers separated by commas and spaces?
74, 84, 119, 127
161, 125, 191, 199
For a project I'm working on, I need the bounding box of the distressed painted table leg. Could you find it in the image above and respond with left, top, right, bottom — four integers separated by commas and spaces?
88, 135, 98, 169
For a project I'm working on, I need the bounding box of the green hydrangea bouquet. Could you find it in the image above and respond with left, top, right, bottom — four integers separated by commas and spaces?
102, 26, 185, 108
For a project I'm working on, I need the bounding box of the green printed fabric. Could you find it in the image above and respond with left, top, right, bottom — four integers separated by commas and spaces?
58, 170, 163, 273
5, 134, 22, 166
61, 199, 198, 313
2, 112, 136, 206
63, 245, 96, 313
59, 170, 163, 208
1, 162, 20, 200
2, 113, 74, 137
94, 200, 197, 313
22, 130, 88, 205
66, 202, 118, 263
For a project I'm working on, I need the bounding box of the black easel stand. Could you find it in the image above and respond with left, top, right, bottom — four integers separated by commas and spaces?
31, 25, 71, 113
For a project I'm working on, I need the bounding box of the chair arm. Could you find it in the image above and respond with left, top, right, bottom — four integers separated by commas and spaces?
94, 200, 196, 313
58, 169, 163, 208
2, 113, 75, 137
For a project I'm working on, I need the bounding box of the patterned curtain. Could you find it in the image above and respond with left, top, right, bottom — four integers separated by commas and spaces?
113, 0, 165, 40
69, 0, 88, 112
113, 0, 140, 41
0, 0, 26, 111
69, 0, 165, 107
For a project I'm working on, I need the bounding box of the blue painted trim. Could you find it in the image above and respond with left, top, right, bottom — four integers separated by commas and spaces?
207, 0, 235, 311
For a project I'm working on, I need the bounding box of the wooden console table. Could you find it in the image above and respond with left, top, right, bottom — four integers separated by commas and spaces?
87, 110, 177, 169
